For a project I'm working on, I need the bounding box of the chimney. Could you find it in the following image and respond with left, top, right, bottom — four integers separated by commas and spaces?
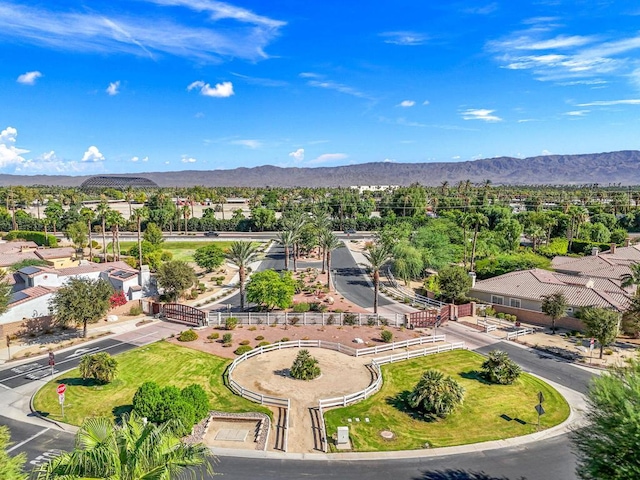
625, 238, 631, 247
468, 272, 477, 288
591, 247, 599, 256
610, 243, 616, 254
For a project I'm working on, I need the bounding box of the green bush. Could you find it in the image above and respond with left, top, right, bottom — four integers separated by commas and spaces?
178, 329, 198, 342
289, 316, 300, 326
292, 302, 311, 313
326, 314, 335, 325
480, 350, 522, 385
222, 333, 232, 344
381, 329, 393, 343
475, 252, 551, 280
180, 384, 210, 423
128, 305, 143, 316
234, 345, 253, 355
225, 317, 238, 330
78, 352, 118, 385
280, 337, 290, 343
344, 313, 358, 326
132, 381, 162, 420
239, 339, 250, 346
257, 341, 270, 347
4, 230, 58, 247
290, 349, 321, 380
207, 332, 219, 340
255, 335, 265, 341
496, 312, 506, 320
538, 238, 569, 258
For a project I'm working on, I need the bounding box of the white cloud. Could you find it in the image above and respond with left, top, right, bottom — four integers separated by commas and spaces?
380, 31, 428, 46
542, 150, 553, 155
17, 71, 42, 85
306, 79, 369, 99
131, 156, 139, 162
452, 155, 461, 159
0, 126, 29, 168
288, 148, 304, 162
82, 146, 105, 162
383, 158, 395, 163
106, 81, 120, 95
0, 2, 284, 63
565, 110, 589, 116
463, 3, 498, 15
577, 99, 640, 106
187, 80, 234, 97
164, 161, 170, 164
141, 156, 148, 162
231, 139, 261, 149
181, 156, 197, 163
308, 153, 348, 165
461, 109, 502, 122
422, 100, 430, 106
398, 100, 415, 107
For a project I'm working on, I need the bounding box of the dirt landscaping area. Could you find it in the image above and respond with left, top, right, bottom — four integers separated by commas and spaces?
167, 324, 423, 360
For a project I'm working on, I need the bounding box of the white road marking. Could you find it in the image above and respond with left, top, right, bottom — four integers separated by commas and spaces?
7, 427, 50, 453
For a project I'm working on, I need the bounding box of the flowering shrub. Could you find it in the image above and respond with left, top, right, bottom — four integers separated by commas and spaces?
109, 291, 127, 308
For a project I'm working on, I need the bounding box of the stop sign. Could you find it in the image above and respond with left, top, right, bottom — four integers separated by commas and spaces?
57, 384, 66, 395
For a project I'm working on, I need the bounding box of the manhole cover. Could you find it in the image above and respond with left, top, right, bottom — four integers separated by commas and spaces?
380, 430, 394, 439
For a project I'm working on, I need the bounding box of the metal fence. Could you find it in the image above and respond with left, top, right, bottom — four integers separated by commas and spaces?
209, 311, 406, 327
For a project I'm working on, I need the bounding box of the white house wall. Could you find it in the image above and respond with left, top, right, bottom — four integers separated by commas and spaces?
0, 294, 53, 326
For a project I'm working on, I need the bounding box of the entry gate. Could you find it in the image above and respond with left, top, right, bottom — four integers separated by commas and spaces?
409, 305, 450, 328
162, 303, 207, 327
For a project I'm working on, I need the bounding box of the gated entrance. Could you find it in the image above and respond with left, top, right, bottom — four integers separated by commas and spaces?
408, 305, 452, 328
162, 303, 207, 327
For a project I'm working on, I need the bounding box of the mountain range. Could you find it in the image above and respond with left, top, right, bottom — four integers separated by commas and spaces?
2, 150, 640, 188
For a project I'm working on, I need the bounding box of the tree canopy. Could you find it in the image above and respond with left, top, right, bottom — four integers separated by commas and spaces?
408, 369, 465, 419
579, 306, 620, 359
156, 260, 196, 302
246, 269, 295, 311
49, 277, 113, 337
437, 266, 472, 304
540, 291, 568, 333
0, 426, 27, 480
193, 244, 225, 272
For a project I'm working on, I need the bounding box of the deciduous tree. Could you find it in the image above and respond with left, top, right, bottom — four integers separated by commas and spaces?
193, 244, 225, 272
540, 291, 568, 334
156, 260, 196, 302
246, 270, 295, 311
580, 306, 620, 359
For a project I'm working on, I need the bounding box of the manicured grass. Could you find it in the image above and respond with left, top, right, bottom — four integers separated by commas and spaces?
324, 350, 570, 451
33, 341, 270, 426
113, 240, 238, 262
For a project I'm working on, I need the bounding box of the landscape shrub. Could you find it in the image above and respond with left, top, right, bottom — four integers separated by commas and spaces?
257, 341, 270, 347
4, 230, 58, 247
239, 339, 250, 345
234, 345, 253, 355
289, 316, 300, 326
344, 313, 358, 326
475, 252, 551, 280
280, 337, 290, 343
178, 329, 198, 342
180, 384, 210, 423
538, 238, 569, 258
128, 305, 143, 316
484, 307, 496, 317
222, 333, 232, 344
367, 316, 377, 327
381, 329, 393, 343
255, 335, 264, 341
290, 349, 321, 380
408, 369, 465, 419
326, 314, 335, 325
132, 381, 163, 420
496, 312, 506, 320
109, 291, 127, 309
292, 302, 311, 313
480, 350, 522, 385
225, 317, 238, 330
79, 352, 118, 384
207, 332, 219, 340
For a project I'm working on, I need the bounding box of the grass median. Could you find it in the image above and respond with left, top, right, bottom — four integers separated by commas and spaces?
111, 240, 238, 262
33, 340, 270, 426
324, 349, 570, 451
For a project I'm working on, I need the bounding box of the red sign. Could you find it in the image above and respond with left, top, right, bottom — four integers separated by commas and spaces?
57, 384, 66, 395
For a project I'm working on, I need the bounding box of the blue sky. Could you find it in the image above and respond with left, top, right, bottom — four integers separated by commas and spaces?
2, 0, 640, 175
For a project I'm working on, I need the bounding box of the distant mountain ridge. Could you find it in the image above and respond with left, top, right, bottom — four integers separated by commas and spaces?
2, 150, 640, 187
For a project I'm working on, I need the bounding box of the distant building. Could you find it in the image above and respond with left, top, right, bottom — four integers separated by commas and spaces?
80, 176, 158, 190
350, 185, 399, 193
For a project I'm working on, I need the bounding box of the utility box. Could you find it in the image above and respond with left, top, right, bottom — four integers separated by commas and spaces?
337, 426, 349, 445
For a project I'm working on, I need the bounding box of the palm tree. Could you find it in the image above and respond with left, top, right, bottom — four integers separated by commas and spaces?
458, 212, 472, 269
96, 201, 111, 262
275, 229, 296, 271
283, 212, 307, 272
33, 413, 212, 479
182, 204, 191, 234
106, 210, 125, 262
80, 207, 95, 262
226, 241, 260, 310
408, 369, 465, 419
320, 230, 342, 291
124, 186, 134, 219
469, 212, 488, 272
621, 263, 640, 296
362, 243, 391, 313
132, 207, 149, 268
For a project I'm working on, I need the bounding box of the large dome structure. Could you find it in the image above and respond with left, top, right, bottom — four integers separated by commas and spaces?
80, 176, 158, 190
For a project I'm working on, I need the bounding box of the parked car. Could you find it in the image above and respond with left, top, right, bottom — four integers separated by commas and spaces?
344, 229, 357, 234
204, 231, 220, 237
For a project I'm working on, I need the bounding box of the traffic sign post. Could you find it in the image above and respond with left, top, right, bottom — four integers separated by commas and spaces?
535, 391, 545, 429
57, 384, 66, 417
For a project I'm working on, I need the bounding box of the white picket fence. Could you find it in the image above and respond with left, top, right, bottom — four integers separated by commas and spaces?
209, 311, 406, 327
353, 334, 446, 356
372, 342, 466, 365
477, 320, 497, 333
506, 328, 535, 340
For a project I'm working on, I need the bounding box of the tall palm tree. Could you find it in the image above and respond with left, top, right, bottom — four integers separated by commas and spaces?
96, 201, 111, 262
80, 207, 95, 261
362, 243, 391, 313
106, 210, 125, 262
275, 229, 296, 271
320, 231, 342, 291
469, 212, 488, 272
226, 241, 260, 310
182, 204, 191, 234
283, 212, 307, 272
132, 207, 149, 268
33, 413, 212, 479
621, 263, 640, 296
124, 186, 134, 219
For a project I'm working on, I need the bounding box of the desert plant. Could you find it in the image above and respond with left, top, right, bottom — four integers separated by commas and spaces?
290, 349, 321, 380
255, 335, 265, 341
222, 333, 232, 344
78, 352, 118, 384
480, 350, 522, 385
239, 339, 250, 346
207, 332, 220, 340
234, 345, 253, 355
128, 305, 143, 316
289, 316, 300, 326
280, 337, 290, 342
408, 369, 465, 419
257, 341, 270, 347
344, 313, 358, 326
225, 317, 238, 330
292, 302, 311, 313
178, 329, 198, 342
381, 329, 393, 343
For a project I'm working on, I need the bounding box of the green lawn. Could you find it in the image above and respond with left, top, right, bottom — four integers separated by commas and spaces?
33, 341, 270, 426
112, 240, 238, 262
324, 350, 570, 451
